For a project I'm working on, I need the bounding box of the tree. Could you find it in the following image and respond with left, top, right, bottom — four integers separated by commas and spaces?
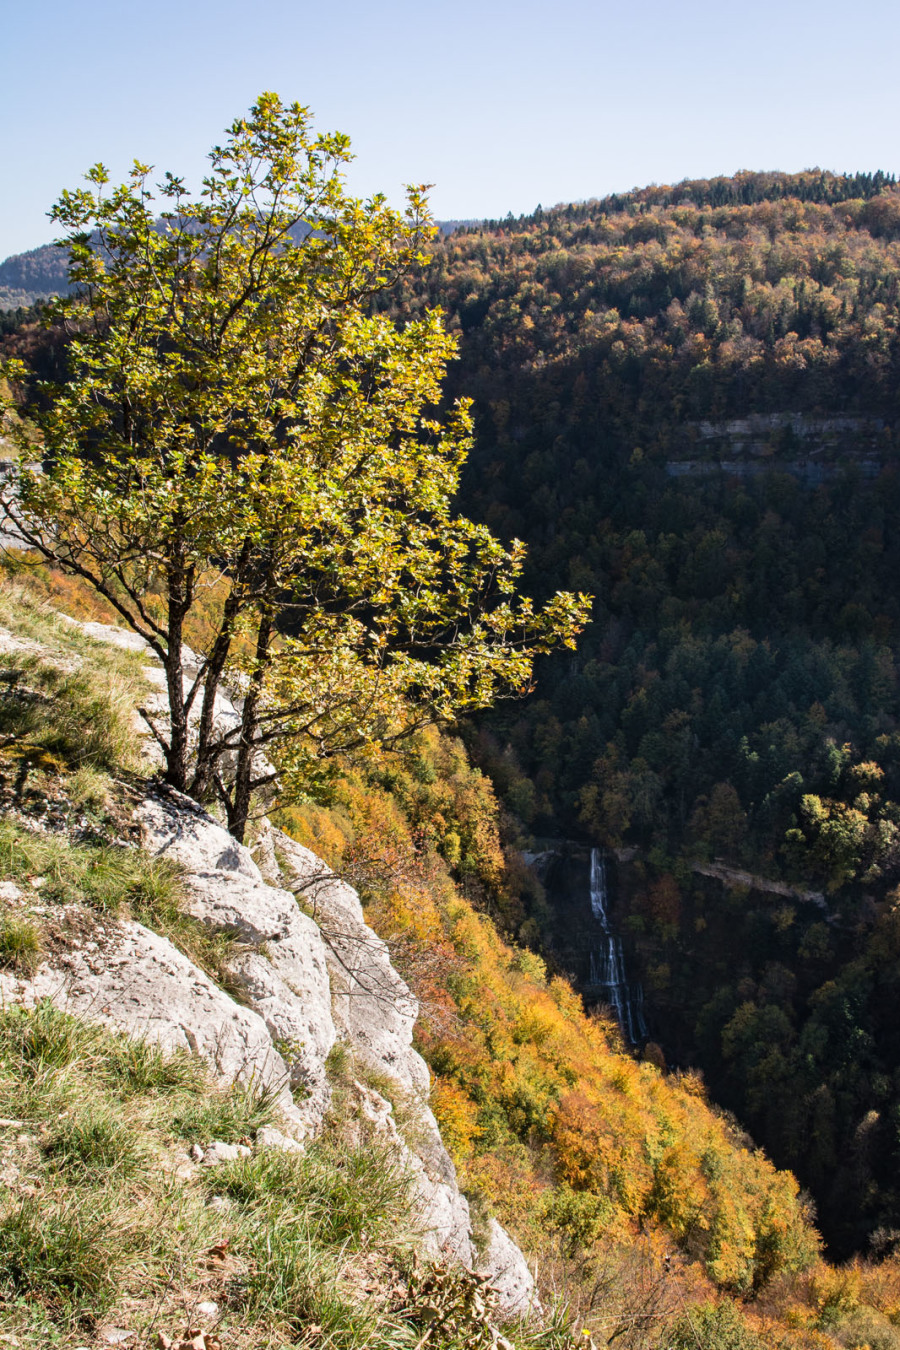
0, 93, 589, 840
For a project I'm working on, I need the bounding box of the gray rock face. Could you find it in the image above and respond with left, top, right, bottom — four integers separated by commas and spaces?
0, 914, 292, 1105
200, 1140, 252, 1165
223, 949, 332, 1122
255, 1125, 304, 1153
60, 617, 152, 654
258, 825, 540, 1315
137, 791, 336, 1135
264, 828, 430, 1097
476, 1219, 542, 1318
345, 1080, 474, 1263
136, 791, 260, 879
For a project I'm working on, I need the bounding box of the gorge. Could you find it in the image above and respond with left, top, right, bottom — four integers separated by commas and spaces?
8, 163, 900, 1346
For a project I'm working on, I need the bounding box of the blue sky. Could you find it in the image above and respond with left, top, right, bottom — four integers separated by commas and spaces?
3, 0, 900, 260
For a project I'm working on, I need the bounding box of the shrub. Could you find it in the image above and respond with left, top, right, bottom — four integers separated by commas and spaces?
667, 1300, 766, 1349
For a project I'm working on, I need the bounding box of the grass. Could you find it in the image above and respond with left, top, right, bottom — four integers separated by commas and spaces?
0, 914, 42, 972
0, 1004, 275, 1338
0, 1003, 576, 1349
0, 657, 140, 773
169, 1081, 279, 1144
42, 1110, 147, 1183
66, 763, 112, 812
0, 1191, 130, 1319
0, 577, 150, 776
216, 1139, 412, 1250
0, 818, 180, 911
0, 574, 160, 862
0, 816, 252, 994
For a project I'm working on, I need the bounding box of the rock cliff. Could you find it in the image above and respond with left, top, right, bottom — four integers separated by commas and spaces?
0, 771, 537, 1317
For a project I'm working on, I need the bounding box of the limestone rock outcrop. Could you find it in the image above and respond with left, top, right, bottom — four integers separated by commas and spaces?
476, 1219, 541, 1318
0, 912, 294, 1113
0, 603, 538, 1318
136, 792, 537, 1309
258, 827, 430, 1096
136, 790, 335, 1136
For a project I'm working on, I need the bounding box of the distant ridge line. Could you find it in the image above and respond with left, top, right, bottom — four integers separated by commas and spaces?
0, 219, 484, 310
3, 170, 899, 308
469, 168, 899, 233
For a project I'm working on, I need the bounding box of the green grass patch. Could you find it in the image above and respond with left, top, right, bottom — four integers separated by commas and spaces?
0, 656, 140, 773
0, 1004, 276, 1335
0, 994, 570, 1346
102, 1033, 209, 1097
42, 1110, 147, 1183
0, 914, 43, 973
217, 1138, 411, 1250
241, 1222, 386, 1348
0, 819, 180, 913
0, 578, 150, 770
169, 1081, 278, 1144
0, 1004, 402, 1346
0, 999, 98, 1080
0, 1191, 129, 1320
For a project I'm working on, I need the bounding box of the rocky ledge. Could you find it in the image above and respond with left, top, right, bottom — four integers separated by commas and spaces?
0, 780, 538, 1318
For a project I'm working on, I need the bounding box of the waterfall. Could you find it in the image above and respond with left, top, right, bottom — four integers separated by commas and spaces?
586, 847, 647, 1044
589, 849, 608, 922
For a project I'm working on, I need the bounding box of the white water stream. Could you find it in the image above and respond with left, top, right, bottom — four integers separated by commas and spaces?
587, 847, 647, 1045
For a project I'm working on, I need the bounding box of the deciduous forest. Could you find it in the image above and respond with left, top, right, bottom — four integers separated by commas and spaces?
8, 164, 900, 1346
387, 171, 900, 1257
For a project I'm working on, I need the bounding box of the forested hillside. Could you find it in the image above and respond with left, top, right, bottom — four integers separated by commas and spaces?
9, 163, 900, 1306
390, 171, 900, 1256
0, 242, 70, 309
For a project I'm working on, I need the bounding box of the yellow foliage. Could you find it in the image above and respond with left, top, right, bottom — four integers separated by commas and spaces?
650, 1142, 711, 1241
274, 801, 352, 868
430, 1075, 483, 1164
856, 1253, 900, 1321
805, 1263, 863, 1325
276, 731, 824, 1323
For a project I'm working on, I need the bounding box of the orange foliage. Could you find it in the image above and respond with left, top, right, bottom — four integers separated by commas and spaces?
275, 738, 821, 1300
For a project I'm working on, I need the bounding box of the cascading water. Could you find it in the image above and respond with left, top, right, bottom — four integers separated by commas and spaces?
585, 847, 647, 1045
589, 849, 608, 922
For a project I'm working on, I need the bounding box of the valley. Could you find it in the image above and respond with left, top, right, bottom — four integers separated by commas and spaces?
6, 163, 900, 1346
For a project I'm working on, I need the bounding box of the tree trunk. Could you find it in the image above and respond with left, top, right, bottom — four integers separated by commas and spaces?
163, 562, 191, 792
228, 612, 272, 843
189, 576, 248, 802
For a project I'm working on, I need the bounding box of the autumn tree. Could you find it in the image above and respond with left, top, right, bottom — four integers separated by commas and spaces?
0, 93, 589, 839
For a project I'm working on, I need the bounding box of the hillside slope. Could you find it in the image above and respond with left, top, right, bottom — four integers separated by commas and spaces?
383, 172, 900, 1255
0, 242, 70, 309
0, 580, 544, 1348
0, 564, 871, 1349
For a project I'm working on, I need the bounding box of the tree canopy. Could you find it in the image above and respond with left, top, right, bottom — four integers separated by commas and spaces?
389, 177, 900, 1255
0, 92, 589, 838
